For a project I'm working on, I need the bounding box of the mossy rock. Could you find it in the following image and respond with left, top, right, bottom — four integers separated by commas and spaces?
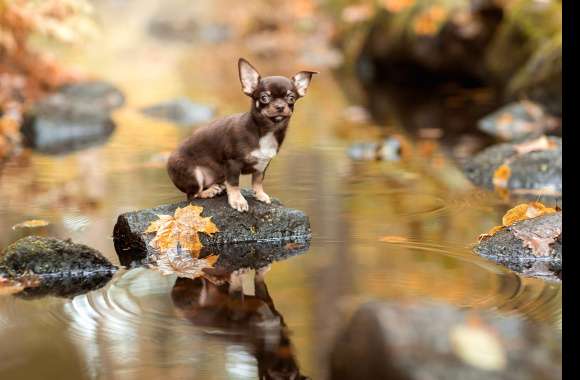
0, 236, 117, 298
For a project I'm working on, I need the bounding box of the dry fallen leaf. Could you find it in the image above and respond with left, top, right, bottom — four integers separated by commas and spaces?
492, 164, 511, 189
478, 202, 557, 241
379, 235, 409, 243
0, 279, 24, 296
145, 205, 219, 255
12, 219, 50, 230
0, 275, 41, 296
513, 135, 556, 155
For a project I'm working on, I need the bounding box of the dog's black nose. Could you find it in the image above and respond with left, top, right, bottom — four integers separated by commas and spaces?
275, 105, 285, 112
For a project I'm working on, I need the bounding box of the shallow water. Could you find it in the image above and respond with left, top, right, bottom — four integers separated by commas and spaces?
0, 1, 561, 379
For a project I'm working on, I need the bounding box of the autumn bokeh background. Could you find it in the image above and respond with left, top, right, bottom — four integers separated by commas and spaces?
0, 1, 562, 379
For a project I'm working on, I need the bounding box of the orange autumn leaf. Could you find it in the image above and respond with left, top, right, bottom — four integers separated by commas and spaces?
379, 235, 409, 243
492, 164, 511, 188
382, 0, 415, 13
0, 275, 41, 296
145, 205, 219, 256
478, 202, 557, 241
502, 202, 556, 226
11, 219, 50, 230
513, 135, 556, 155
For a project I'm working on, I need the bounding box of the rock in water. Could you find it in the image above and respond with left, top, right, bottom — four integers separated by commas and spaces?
21, 81, 125, 154
463, 136, 561, 201
140, 98, 215, 125
330, 301, 561, 380
113, 189, 311, 267
0, 236, 117, 298
475, 212, 561, 281
478, 101, 560, 141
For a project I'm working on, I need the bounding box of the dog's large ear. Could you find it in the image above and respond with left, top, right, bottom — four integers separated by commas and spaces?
292, 71, 318, 97
238, 58, 261, 96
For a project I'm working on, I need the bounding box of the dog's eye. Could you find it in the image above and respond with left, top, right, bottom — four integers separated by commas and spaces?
260, 94, 271, 104
286, 94, 296, 104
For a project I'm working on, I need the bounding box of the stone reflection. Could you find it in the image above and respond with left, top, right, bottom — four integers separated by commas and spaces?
171, 265, 309, 380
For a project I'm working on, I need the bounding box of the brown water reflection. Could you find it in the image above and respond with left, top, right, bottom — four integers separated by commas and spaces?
0, 1, 561, 379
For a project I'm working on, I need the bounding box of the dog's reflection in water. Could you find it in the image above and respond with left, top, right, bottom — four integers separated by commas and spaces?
171, 265, 309, 380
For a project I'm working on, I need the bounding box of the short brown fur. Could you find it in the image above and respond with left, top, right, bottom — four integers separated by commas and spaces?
167, 58, 316, 211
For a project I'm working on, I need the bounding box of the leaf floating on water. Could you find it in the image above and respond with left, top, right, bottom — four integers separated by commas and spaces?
379, 235, 409, 243
12, 219, 50, 230
478, 202, 557, 241
145, 205, 219, 255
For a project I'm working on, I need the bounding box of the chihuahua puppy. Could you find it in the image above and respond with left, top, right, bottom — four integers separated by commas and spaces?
167, 58, 316, 212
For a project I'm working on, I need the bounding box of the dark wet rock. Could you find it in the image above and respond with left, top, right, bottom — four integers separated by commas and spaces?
21, 81, 124, 154
330, 301, 562, 380
463, 136, 561, 197
475, 212, 561, 281
355, 0, 504, 85
113, 189, 311, 267
13, 271, 114, 299
206, 239, 310, 273
0, 236, 117, 298
140, 98, 215, 125
478, 101, 561, 141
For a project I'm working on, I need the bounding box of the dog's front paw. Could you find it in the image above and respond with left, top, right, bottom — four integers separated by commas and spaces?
255, 190, 271, 204
228, 193, 249, 212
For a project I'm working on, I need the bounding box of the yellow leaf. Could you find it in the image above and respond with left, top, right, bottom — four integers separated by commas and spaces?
12, 219, 50, 230
513, 135, 556, 155
145, 205, 219, 255
479, 202, 557, 241
379, 235, 409, 243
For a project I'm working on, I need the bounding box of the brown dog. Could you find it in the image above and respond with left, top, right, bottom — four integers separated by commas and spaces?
167, 58, 316, 211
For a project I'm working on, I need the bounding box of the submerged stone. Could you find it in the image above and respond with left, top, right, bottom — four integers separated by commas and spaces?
0, 236, 117, 298
330, 301, 561, 380
140, 98, 216, 125
475, 212, 561, 281
113, 189, 311, 267
21, 81, 125, 154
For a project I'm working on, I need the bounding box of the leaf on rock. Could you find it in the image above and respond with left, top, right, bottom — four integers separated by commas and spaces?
513, 135, 556, 155
492, 164, 511, 189
12, 219, 50, 230
478, 202, 557, 241
0, 275, 41, 296
145, 205, 219, 255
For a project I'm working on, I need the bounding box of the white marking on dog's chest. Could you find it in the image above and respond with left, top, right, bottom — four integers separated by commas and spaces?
250, 132, 278, 172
